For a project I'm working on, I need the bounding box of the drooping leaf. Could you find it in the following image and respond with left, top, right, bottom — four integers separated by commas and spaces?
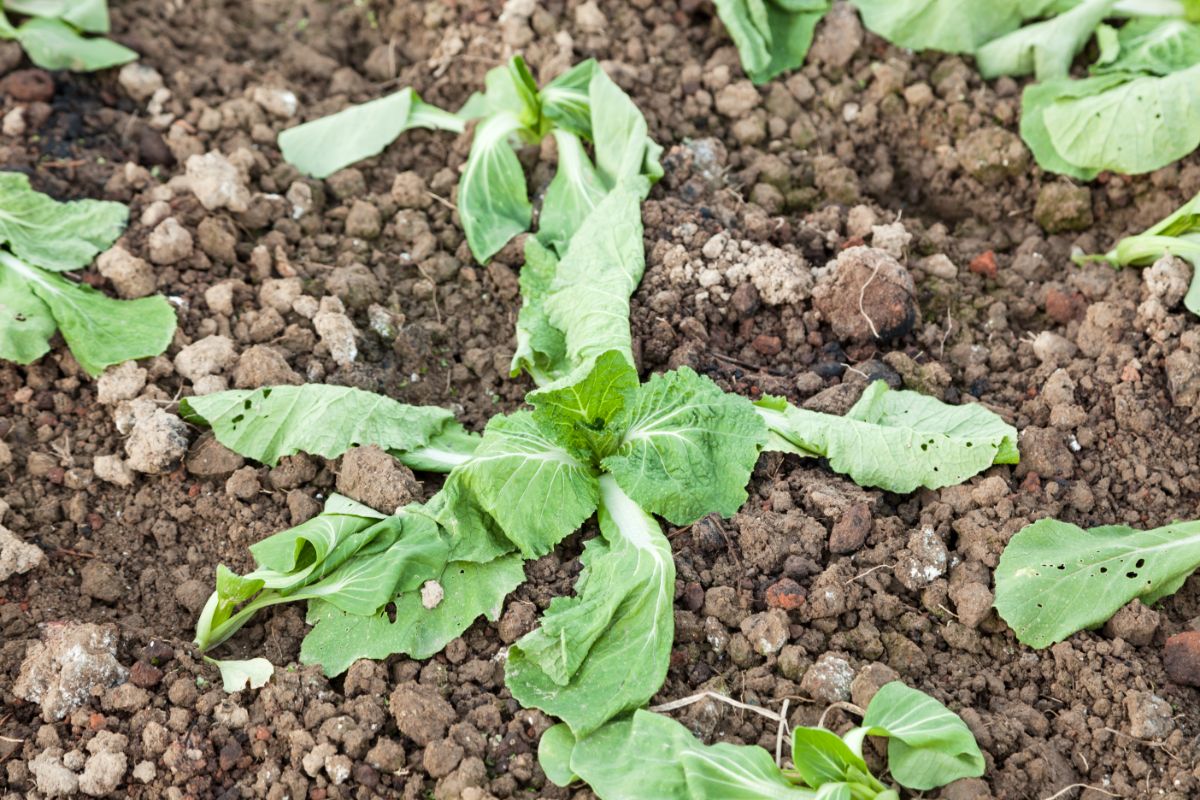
13, 16, 135, 71
0, 258, 55, 365
975, 0, 1115, 80
248, 495, 386, 578
180, 384, 459, 467
207, 657, 274, 692
506, 475, 674, 736
300, 553, 525, 676
603, 368, 768, 525
1038, 63, 1200, 175
6, 0, 110, 32
789, 727, 871, 788
854, 682, 985, 791
481, 55, 543, 130
539, 59, 598, 138
457, 411, 599, 558
1018, 74, 1124, 180
0, 252, 175, 376
757, 381, 1019, 493
510, 238, 567, 382
278, 87, 464, 180
1094, 16, 1200, 75
995, 517, 1200, 647
550, 710, 815, 798
458, 112, 534, 263
538, 130, 608, 256
0, 172, 128, 271
589, 67, 663, 189
715, 0, 829, 84
416, 471, 519, 564
849, 0, 1045, 53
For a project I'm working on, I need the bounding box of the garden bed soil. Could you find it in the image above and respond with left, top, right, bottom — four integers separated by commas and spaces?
3, 1, 1200, 798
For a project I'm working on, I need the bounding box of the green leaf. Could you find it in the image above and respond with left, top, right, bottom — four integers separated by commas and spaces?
559, 709, 815, 798
1039, 63, 1200, 175
1094, 17, 1200, 75
458, 112, 534, 263
510, 238, 567, 383
539, 60, 597, 138
0, 258, 55, 365
416, 472, 519, 564
541, 182, 646, 379
457, 411, 599, 558
482, 55, 543, 130
278, 87, 464, 179
603, 368, 768, 525
180, 384, 459, 467
300, 553, 525, 677
789, 727, 871, 788
537, 724, 579, 786
976, 0, 1115, 80
206, 657, 274, 692
506, 475, 674, 735
757, 381, 1019, 493
716, 0, 829, 84
14, 17, 136, 71
714, 0, 773, 81
248, 496, 386, 578
589, 67, 663, 189
995, 517, 1200, 647
538, 130, 608, 256
2, 252, 175, 376
856, 682, 984, 791
530, 349, 639, 459
0, 172, 128, 271
6, 0, 111, 33
849, 0, 1034, 53
1018, 74, 1124, 180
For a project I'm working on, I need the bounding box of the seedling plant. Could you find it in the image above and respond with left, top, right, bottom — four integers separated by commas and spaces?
0, 0, 137, 71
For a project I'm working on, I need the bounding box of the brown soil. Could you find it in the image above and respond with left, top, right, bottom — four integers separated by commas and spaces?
3, 2, 1200, 799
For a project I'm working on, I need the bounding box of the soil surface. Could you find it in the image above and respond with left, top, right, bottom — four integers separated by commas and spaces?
4, 2, 1200, 799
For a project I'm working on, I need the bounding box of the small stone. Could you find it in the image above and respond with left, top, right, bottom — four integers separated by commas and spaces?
79, 561, 122, 604
869, 222, 911, 260
1103, 600, 1160, 647
1124, 691, 1175, 739
800, 652, 854, 703
259, 278, 302, 313
185, 433, 245, 479
148, 217, 193, 265
1034, 182, 1093, 233
751, 334, 781, 356
849, 662, 900, 708
174, 335, 236, 381
314, 306, 358, 367
129, 660, 163, 688
2, 69, 54, 102
956, 127, 1029, 185
132, 761, 156, 783
336, 445, 420, 513
0, 522, 44, 581
1032, 331, 1077, 365
1144, 255, 1191, 308
14, 622, 127, 722
829, 503, 872, 554
251, 86, 298, 118
1164, 631, 1200, 686
124, 402, 189, 474
225, 466, 261, 500
345, 200, 382, 239
93, 455, 134, 487
96, 360, 147, 404
895, 527, 948, 590
118, 63, 164, 102
812, 246, 917, 343
969, 250, 997, 279
765, 578, 805, 611
233, 345, 301, 388
186, 151, 251, 213
29, 750, 79, 798
96, 246, 156, 298
421, 580, 444, 610
739, 610, 789, 655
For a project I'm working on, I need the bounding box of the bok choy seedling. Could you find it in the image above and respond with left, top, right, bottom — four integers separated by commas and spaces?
0, 172, 176, 375
279, 56, 662, 264
0, 0, 137, 71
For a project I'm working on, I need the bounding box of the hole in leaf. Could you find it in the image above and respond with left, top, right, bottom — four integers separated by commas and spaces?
384, 603, 397, 623
1126, 572, 1138, 579
1099, 566, 1108, 574
1134, 558, 1145, 569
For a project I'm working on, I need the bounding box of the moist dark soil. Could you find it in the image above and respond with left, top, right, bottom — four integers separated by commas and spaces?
4, 2, 1200, 799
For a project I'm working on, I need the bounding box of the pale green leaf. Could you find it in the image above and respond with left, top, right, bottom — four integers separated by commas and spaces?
247, 496, 386, 579
457, 411, 599, 558
278, 87, 464, 179
849, 0, 1032, 53
603, 368, 767, 525
541, 182, 646, 378
558, 710, 815, 798
506, 476, 674, 735
757, 381, 1019, 493
538, 130, 608, 256
716, 0, 829, 84
510, 237, 567, 382
0, 257, 55, 365
530, 349, 639, 458
481, 55, 542, 130
976, 0, 1115, 80
995, 517, 1200, 647
300, 553, 525, 676
0, 172, 127, 271
1040, 64, 1200, 175
589, 67, 662, 189
207, 657, 274, 692
415, 471, 520, 564
458, 112, 533, 263
789, 727, 870, 788
537, 724, 579, 786
1018, 74, 1124, 180
179, 384, 458, 467
1094, 17, 1200, 75
539, 59, 597, 139
4, 253, 174, 376
7, 0, 111, 32
857, 682, 984, 790
15, 17, 135, 71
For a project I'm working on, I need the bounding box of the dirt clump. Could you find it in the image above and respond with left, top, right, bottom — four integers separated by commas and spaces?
337, 445, 421, 513
14, 622, 127, 722
812, 246, 917, 343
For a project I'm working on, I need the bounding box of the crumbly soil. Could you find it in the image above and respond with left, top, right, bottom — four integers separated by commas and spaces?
3, 2, 1200, 799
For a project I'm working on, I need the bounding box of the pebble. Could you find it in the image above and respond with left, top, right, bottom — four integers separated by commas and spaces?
174, 335, 236, 381
812, 246, 918, 343
147, 217, 194, 265
2, 68, 54, 102
828, 503, 872, 554
1124, 691, 1174, 739
765, 577, 805, 611
800, 652, 854, 703
14, 623, 127, 722
118, 63, 164, 102
1164, 631, 1200, 686
739, 610, 789, 655
186, 151, 251, 213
